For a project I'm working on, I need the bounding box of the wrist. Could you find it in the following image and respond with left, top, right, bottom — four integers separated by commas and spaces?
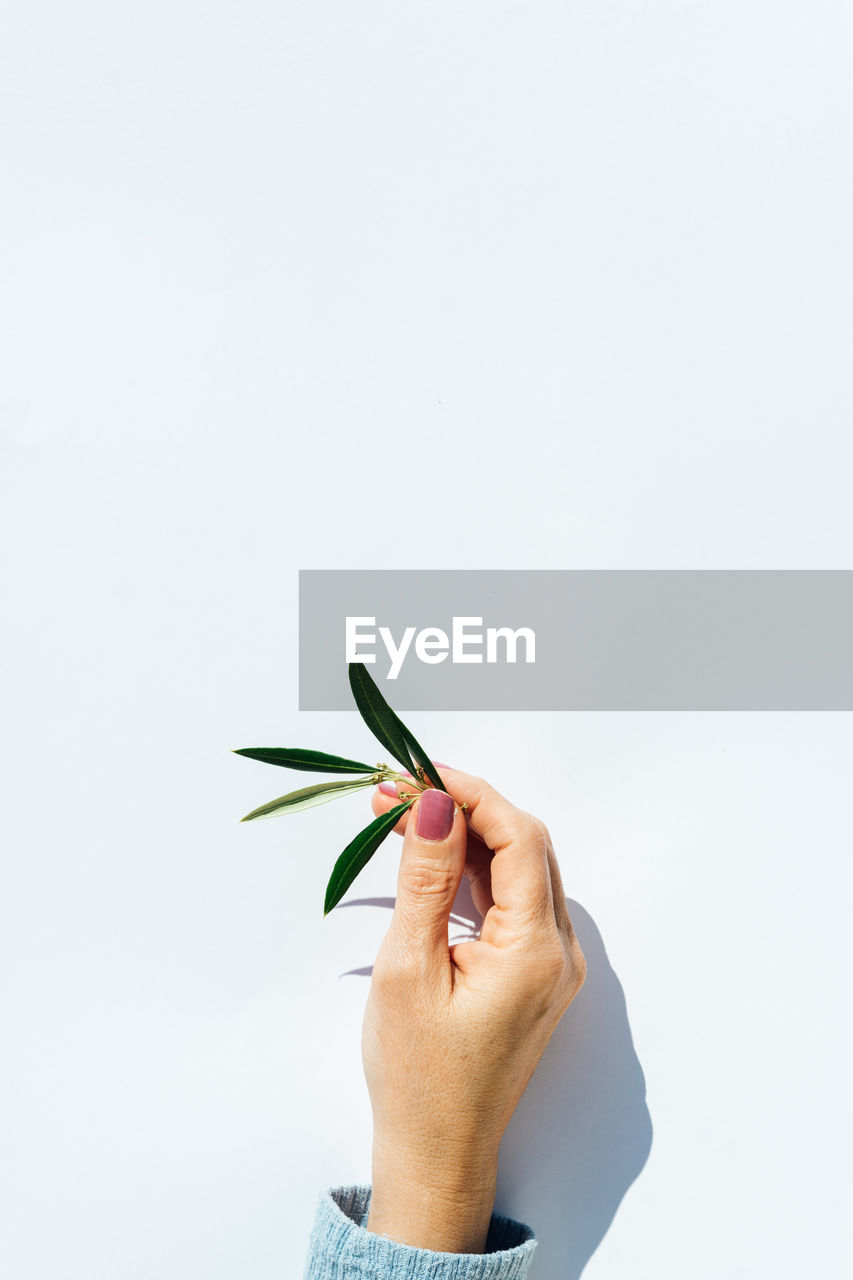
368, 1140, 499, 1254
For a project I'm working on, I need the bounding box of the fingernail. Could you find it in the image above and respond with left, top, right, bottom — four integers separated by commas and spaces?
378, 781, 399, 796
415, 789, 455, 842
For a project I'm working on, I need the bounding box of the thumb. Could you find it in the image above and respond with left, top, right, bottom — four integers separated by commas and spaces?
389, 787, 466, 970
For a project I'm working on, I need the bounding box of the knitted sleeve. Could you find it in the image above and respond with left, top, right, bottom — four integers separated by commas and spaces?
302, 1185, 536, 1280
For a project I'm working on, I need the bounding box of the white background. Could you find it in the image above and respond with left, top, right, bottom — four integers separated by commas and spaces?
2, 3, 852, 1277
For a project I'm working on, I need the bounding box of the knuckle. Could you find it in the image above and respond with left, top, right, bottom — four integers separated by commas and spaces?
402, 859, 456, 899
529, 933, 587, 1011
575, 940, 587, 980
524, 935, 567, 993
567, 938, 587, 997
516, 811, 551, 850
532, 812, 552, 842
542, 939, 569, 986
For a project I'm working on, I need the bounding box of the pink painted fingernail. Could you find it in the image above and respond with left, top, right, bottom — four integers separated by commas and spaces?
415, 789, 455, 842
378, 781, 399, 796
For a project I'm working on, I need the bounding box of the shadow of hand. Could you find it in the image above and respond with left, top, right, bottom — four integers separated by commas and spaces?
495, 899, 652, 1279
339, 892, 651, 1277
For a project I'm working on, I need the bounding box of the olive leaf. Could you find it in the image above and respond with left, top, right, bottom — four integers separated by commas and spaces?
240, 777, 377, 822
347, 662, 416, 775
348, 662, 446, 792
235, 662, 447, 912
233, 747, 378, 774
324, 799, 415, 915
397, 722, 445, 793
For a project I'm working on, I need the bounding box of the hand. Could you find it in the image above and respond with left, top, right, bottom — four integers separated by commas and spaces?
361, 766, 587, 1253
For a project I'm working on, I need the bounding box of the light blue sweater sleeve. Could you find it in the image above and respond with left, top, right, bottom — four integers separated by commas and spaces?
302, 1185, 536, 1280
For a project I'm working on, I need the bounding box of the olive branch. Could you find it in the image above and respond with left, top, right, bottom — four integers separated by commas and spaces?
234, 662, 449, 914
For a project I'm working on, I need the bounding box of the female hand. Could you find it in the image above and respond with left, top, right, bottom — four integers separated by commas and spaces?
361, 766, 587, 1254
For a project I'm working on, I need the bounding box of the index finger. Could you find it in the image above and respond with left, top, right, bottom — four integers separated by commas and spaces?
436, 767, 556, 929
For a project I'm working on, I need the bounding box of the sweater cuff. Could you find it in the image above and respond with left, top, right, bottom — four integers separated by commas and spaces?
303, 1185, 536, 1280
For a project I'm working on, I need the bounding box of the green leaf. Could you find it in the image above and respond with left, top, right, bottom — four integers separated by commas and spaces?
324, 799, 415, 915
347, 663, 446, 792
240, 777, 376, 822
233, 747, 378, 774
348, 662, 415, 774
397, 723, 445, 792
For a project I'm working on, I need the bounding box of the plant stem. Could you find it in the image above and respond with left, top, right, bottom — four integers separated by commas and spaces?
381, 769, 428, 799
